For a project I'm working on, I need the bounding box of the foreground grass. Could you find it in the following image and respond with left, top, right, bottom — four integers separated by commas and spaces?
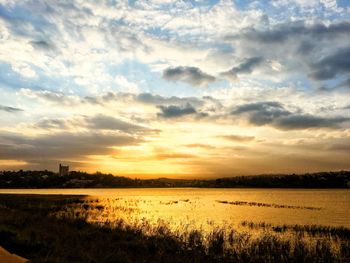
0, 194, 349, 263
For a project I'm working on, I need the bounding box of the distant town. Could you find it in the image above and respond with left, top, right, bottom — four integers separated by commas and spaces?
0, 164, 349, 188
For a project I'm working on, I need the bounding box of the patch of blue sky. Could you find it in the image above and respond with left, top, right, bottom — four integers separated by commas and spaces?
0, 4, 57, 39
190, 0, 220, 8
234, 0, 269, 10
213, 42, 235, 52
144, 24, 216, 45
284, 75, 314, 92
0, 85, 50, 126
0, 4, 30, 20
107, 60, 149, 82
322, 76, 349, 90
0, 63, 34, 90
0, 62, 84, 97
144, 27, 173, 40
231, 73, 313, 93
106, 0, 120, 5
0, 85, 21, 107
195, 42, 234, 55
127, 0, 137, 7
337, 0, 350, 8
203, 79, 231, 92
234, 0, 348, 24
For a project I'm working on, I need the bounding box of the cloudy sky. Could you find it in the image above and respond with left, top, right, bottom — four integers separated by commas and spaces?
0, 0, 350, 178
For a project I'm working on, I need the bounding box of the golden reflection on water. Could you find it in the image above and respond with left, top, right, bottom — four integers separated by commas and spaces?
2, 188, 348, 251
44, 188, 350, 233
47, 188, 349, 254
1, 188, 349, 230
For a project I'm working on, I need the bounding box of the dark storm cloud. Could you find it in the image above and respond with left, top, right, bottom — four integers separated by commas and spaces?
230, 57, 264, 75
309, 47, 350, 80
30, 40, 55, 50
137, 93, 224, 114
274, 115, 349, 130
222, 56, 264, 80
233, 56, 264, 74
157, 104, 197, 118
0, 105, 23, 113
84, 96, 101, 104
231, 21, 350, 44
231, 101, 349, 130
85, 114, 147, 133
297, 41, 315, 55
223, 21, 350, 84
137, 93, 175, 104
232, 101, 290, 126
232, 101, 286, 115
163, 66, 216, 87
0, 131, 141, 160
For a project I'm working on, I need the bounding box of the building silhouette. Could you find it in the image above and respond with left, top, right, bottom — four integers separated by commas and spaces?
59, 164, 69, 176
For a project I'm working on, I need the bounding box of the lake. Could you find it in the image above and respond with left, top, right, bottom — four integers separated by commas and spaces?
1, 188, 349, 231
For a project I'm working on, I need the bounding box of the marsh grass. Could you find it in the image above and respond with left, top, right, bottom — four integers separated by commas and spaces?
241, 221, 350, 238
0, 194, 349, 262
55, 196, 350, 261
216, 200, 322, 210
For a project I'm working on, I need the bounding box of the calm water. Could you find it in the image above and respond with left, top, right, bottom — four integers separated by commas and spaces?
1, 188, 349, 229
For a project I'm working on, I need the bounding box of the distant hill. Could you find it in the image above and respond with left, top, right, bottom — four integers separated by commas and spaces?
0, 170, 349, 188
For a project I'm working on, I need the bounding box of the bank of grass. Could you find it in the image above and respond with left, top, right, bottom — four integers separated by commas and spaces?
0, 194, 349, 263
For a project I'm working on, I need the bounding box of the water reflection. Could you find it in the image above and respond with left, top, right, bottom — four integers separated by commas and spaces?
50, 190, 346, 228
51, 191, 350, 254
3, 188, 343, 227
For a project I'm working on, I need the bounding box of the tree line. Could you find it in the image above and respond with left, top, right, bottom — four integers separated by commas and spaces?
0, 170, 349, 188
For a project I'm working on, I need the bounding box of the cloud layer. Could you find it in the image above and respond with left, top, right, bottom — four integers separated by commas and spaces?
0, 105, 23, 113
163, 66, 216, 87
0, 0, 349, 177
231, 101, 349, 130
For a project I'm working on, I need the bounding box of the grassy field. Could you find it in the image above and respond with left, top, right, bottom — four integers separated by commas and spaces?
0, 194, 349, 262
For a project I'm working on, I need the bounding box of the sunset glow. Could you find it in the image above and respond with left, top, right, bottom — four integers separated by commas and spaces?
0, 0, 349, 178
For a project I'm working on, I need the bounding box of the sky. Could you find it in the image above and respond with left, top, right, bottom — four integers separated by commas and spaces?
0, 0, 350, 178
